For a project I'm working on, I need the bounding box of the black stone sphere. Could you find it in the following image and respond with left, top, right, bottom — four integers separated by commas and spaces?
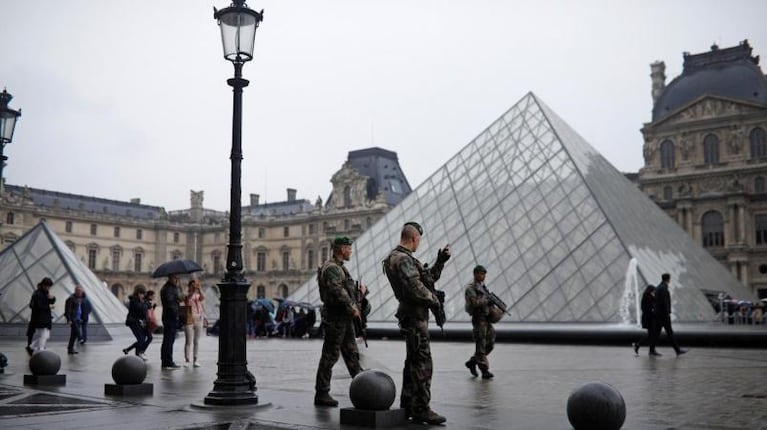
0, 352, 7, 368
567, 382, 626, 430
29, 350, 61, 375
349, 369, 396, 411
112, 355, 147, 385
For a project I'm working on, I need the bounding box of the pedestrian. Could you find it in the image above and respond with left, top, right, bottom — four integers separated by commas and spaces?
314, 236, 365, 407
632, 285, 656, 355
160, 274, 183, 369
25, 298, 35, 355
78, 287, 93, 345
464, 265, 497, 379
382, 222, 451, 425
123, 285, 150, 360
649, 273, 689, 357
64, 285, 86, 354
183, 278, 206, 368
144, 290, 157, 350
29, 277, 56, 353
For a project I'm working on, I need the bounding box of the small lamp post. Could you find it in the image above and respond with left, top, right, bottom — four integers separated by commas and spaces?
204, 1, 263, 406
0, 89, 21, 196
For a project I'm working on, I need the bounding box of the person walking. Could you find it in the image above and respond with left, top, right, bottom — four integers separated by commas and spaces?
123, 285, 150, 360
382, 222, 451, 425
649, 273, 689, 357
183, 278, 206, 368
632, 285, 657, 355
29, 277, 56, 353
160, 274, 183, 369
314, 236, 365, 407
77, 286, 93, 345
64, 285, 86, 354
464, 265, 497, 379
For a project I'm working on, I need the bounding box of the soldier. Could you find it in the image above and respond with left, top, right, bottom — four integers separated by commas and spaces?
314, 236, 366, 407
464, 265, 496, 379
382, 222, 450, 425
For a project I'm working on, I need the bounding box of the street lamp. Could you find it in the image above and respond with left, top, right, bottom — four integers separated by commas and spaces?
204, 1, 263, 406
0, 89, 21, 196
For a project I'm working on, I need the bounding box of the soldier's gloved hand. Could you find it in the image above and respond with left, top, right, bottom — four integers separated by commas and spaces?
434, 290, 445, 302
436, 245, 451, 265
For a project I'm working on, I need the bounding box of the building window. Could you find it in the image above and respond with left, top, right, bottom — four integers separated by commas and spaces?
90, 224, 97, 235
134, 252, 143, 272
65, 241, 76, 253
114, 227, 120, 238
3, 233, 17, 244
5, 212, 14, 225
367, 217, 372, 228
322, 222, 328, 232
88, 248, 97, 269
663, 186, 673, 201
283, 226, 289, 238
136, 229, 143, 240
756, 214, 767, 245
282, 251, 290, 271
171, 250, 182, 260
173, 232, 180, 243
344, 186, 352, 208
703, 134, 719, 165
702, 211, 724, 248
309, 223, 316, 234
321, 246, 328, 263
256, 252, 266, 272
65, 221, 73, 233
750, 127, 767, 159
344, 219, 350, 230
112, 248, 121, 271
279, 284, 289, 298
213, 252, 222, 274
256, 285, 266, 299
756, 177, 766, 193
660, 140, 675, 169
307, 249, 315, 269
258, 227, 265, 239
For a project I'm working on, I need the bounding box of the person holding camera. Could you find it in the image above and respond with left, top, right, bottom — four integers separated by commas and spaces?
123, 285, 150, 360
464, 265, 497, 379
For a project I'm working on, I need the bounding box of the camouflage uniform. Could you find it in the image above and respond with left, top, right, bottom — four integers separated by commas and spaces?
383, 245, 442, 417
315, 256, 361, 396
464, 281, 496, 373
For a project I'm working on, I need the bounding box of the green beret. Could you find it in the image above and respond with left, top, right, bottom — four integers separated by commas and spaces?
404, 222, 423, 236
473, 265, 487, 273
333, 236, 353, 247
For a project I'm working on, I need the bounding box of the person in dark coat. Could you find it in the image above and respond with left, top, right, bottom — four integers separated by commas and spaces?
77, 288, 93, 344
29, 277, 56, 352
649, 273, 689, 357
64, 285, 86, 354
632, 285, 656, 355
122, 285, 150, 359
160, 274, 182, 369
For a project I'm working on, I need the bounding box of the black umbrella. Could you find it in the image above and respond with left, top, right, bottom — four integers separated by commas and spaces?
151, 259, 203, 278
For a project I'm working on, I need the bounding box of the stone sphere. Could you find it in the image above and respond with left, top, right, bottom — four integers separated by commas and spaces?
112, 355, 147, 385
29, 350, 61, 375
567, 382, 626, 430
349, 369, 396, 411
0, 352, 7, 368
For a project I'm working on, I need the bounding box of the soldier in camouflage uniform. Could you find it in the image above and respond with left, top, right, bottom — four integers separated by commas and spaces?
464, 265, 496, 379
382, 222, 450, 425
314, 236, 366, 407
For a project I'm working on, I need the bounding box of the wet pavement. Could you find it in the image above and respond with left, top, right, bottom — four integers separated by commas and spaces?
0, 330, 766, 429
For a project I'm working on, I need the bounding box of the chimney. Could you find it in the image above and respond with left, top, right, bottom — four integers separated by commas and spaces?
650, 61, 666, 104
130, 198, 141, 204
250, 193, 260, 206
287, 188, 297, 202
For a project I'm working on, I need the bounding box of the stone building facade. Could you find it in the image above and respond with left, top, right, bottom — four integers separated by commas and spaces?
0, 147, 411, 303
638, 40, 767, 298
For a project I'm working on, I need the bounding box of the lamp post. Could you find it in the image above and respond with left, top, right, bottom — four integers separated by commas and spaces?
205, 1, 263, 406
0, 89, 21, 196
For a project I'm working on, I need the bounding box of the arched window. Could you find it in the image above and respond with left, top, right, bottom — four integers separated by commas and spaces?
703, 134, 719, 165
663, 186, 673, 201
256, 285, 266, 299
279, 284, 289, 298
343, 186, 352, 208
755, 176, 766, 193
702, 211, 724, 248
307, 248, 315, 269
750, 127, 767, 159
660, 140, 675, 169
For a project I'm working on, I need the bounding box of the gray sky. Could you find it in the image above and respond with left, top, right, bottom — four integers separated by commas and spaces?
1, 0, 766, 211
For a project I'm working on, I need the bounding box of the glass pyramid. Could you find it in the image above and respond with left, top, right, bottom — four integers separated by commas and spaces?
0, 221, 127, 326
290, 93, 753, 323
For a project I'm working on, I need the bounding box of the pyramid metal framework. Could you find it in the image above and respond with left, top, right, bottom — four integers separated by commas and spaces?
0, 221, 127, 326
290, 93, 754, 323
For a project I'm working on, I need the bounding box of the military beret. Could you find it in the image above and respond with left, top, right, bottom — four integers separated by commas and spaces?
333, 236, 353, 247
473, 265, 487, 273
404, 221, 423, 236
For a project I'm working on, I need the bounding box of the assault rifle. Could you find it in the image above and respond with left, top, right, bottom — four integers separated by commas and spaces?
481, 285, 511, 316
421, 263, 446, 334
354, 280, 369, 348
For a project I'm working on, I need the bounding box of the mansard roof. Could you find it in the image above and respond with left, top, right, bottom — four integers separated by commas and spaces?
243, 199, 315, 218
344, 147, 412, 206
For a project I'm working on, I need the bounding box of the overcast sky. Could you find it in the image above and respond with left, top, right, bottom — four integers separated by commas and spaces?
1, 1, 766, 211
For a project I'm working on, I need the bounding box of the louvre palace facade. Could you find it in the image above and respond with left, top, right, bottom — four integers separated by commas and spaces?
0, 147, 411, 302
638, 40, 767, 298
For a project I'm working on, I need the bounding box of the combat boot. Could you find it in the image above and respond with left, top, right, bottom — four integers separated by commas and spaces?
314, 392, 338, 407
481, 370, 494, 379
465, 359, 478, 377
411, 409, 447, 425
